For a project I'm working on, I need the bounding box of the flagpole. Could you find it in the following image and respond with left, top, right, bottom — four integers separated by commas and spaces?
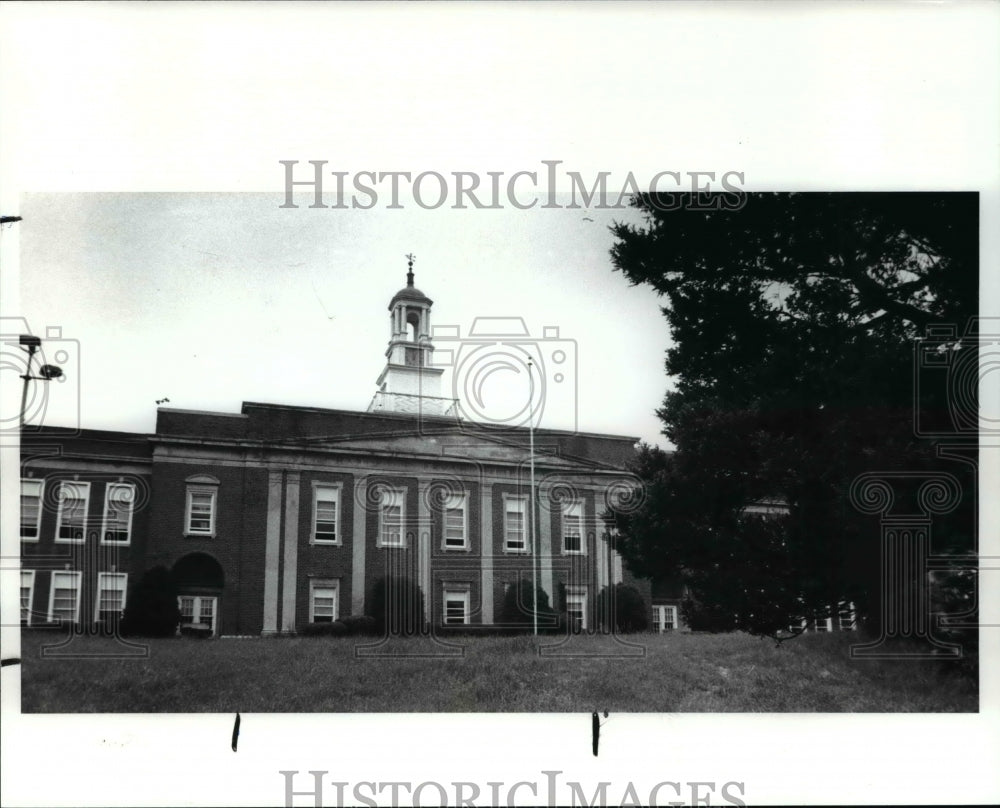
529, 358, 537, 637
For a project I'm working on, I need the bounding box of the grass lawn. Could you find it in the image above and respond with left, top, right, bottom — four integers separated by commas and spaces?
17, 630, 976, 712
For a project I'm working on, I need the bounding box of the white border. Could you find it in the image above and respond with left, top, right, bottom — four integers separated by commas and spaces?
1, 2, 998, 806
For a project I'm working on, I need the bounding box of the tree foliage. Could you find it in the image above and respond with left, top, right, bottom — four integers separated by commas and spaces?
610, 192, 977, 642
121, 566, 181, 638
499, 579, 558, 632
371, 575, 426, 636
595, 583, 649, 633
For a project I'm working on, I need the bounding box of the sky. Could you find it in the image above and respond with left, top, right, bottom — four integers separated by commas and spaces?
18, 192, 671, 447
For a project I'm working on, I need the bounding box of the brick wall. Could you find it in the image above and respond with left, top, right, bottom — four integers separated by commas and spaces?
362, 474, 420, 617
428, 479, 482, 626
146, 458, 268, 635
20, 467, 148, 626
293, 471, 355, 626
21, 416, 645, 637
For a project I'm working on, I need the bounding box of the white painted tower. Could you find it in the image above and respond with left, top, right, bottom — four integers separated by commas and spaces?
368, 255, 457, 417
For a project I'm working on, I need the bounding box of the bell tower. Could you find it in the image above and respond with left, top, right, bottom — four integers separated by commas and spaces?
368, 255, 454, 416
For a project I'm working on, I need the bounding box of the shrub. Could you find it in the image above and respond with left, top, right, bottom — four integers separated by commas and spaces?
680, 596, 736, 632
28, 619, 121, 636
93, 617, 123, 637
339, 615, 378, 636
931, 565, 978, 682
299, 621, 349, 637
121, 567, 181, 638
371, 576, 425, 636
179, 623, 213, 639
499, 579, 558, 633
596, 584, 649, 633
436, 624, 484, 637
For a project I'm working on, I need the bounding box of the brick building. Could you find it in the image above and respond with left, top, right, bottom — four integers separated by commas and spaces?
19, 269, 660, 636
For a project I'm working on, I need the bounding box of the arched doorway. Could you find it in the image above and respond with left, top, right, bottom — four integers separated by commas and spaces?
172, 553, 224, 637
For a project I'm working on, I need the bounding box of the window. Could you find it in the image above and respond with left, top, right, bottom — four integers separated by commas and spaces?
178, 595, 217, 634
838, 602, 857, 631
566, 590, 587, 632
379, 487, 405, 547
55, 481, 90, 543
652, 604, 678, 633
562, 500, 583, 554
101, 483, 135, 545
310, 579, 339, 623
741, 499, 790, 518
443, 492, 467, 549
312, 485, 341, 544
21, 570, 35, 625
504, 495, 527, 553
185, 487, 217, 536
811, 614, 833, 632
48, 570, 82, 624
20, 479, 43, 541
95, 572, 128, 622
443, 587, 470, 625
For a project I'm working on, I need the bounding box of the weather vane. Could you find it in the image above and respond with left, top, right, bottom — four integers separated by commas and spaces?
405, 253, 415, 285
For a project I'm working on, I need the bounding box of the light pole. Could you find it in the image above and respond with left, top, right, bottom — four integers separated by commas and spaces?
528, 358, 537, 637
18, 334, 63, 428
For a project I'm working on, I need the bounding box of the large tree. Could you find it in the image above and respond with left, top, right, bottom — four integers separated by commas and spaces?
609, 192, 977, 641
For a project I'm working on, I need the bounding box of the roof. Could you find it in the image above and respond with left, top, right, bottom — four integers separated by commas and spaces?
155, 401, 638, 469
388, 268, 432, 309
389, 284, 432, 308
24, 403, 639, 471
21, 426, 153, 461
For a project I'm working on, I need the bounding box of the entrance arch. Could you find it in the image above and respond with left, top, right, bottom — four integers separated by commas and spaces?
172, 553, 224, 636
